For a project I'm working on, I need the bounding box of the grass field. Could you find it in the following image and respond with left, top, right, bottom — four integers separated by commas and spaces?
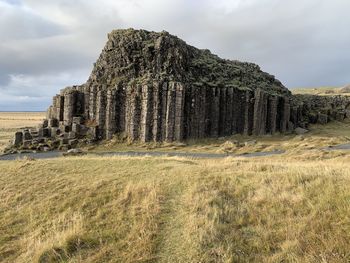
0, 111, 350, 262
0, 112, 45, 152
1, 155, 350, 262
292, 86, 350, 96
86, 119, 350, 158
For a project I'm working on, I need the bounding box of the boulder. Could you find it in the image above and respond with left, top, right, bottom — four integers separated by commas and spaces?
38, 128, 50, 137
72, 123, 81, 134
58, 144, 71, 151
294, 127, 309, 135
68, 139, 79, 147
50, 127, 61, 137
22, 140, 32, 149
317, 113, 328, 124
72, 117, 83, 124
23, 131, 32, 140
244, 140, 257, 147
13, 131, 23, 146
63, 148, 85, 156
48, 118, 59, 127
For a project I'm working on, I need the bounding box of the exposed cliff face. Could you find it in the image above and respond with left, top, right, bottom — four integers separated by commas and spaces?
11, 29, 350, 150
87, 29, 289, 95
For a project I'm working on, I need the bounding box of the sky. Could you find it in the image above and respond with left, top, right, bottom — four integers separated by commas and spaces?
1, 0, 350, 111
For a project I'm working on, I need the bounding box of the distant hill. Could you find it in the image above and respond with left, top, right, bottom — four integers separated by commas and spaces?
292, 86, 350, 95
340, 85, 350, 93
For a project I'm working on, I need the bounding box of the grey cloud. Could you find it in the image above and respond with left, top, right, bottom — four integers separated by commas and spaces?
0, 1, 64, 40
1, 0, 350, 111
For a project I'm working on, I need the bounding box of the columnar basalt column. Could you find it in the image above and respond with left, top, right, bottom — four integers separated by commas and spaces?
51, 96, 59, 120
232, 88, 242, 134
290, 106, 298, 129
243, 90, 254, 135
128, 85, 142, 141
235, 89, 246, 134
225, 87, 234, 135
88, 85, 98, 121
152, 82, 162, 142
252, 88, 268, 135
46, 94, 61, 120
63, 90, 77, 126
83, 85, 90, 119
106, 89, 117, 140
210, 87, 220, 137
57, 95, 64, 122
267, 96, 278, 134
218, 87, 227, 136
165, 82, 176, 141
96, 89, 107, 139
204, 87, 213, 136
115, 85, 126, 133
174, 83, 185, 141
75, 91, 85, 116
285, 98, 291, 131
279, 96, 291, 133
197, 86, 207, 138
160, 82, 168, 141
188, 86, 199, 138
140, 85, 153, 142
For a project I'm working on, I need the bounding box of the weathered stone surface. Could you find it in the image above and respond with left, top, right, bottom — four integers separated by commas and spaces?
13, 131, 23, 146
73, 117, 83, 125
50, 127, 60, 137
105, 89, 117, 140
22, 140, 32, 149
253, 89, 268, 136
38, 128, 50, 137
68, 139, 79, 147
318, 113, 328, 124
23, 131, 32, 140
295, 127, 309, 135
267, 96, 278, 134
10, 29, 350, 151
63, 90, 76, 125
48, 118, 58, 127
140, 85, 153, 142
71, 123, 80, 134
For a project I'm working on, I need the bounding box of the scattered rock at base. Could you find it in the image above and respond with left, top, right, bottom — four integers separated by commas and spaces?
294, 127, 309, 135
63, 148, 85, 156
7, 29, 350, 153
317, 113, 328, 124
244, 140, 257, 147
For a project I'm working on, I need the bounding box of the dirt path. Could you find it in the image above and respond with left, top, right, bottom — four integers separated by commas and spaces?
0, 149, 285, 161
154, 180, 190, 263
1, 142, 350, 161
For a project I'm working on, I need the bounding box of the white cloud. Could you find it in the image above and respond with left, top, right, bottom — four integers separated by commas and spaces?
1, 0, 350, 110
0, 70, 88, 110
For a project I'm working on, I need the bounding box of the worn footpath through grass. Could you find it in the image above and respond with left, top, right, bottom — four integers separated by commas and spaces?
1, 154, 350, 262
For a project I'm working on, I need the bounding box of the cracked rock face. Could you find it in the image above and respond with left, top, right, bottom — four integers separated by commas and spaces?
10, 29, 350, 151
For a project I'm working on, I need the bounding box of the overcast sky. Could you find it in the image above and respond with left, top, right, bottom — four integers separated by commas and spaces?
1, 0, 350, 111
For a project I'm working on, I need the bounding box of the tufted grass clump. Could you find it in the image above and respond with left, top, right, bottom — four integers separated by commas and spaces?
1, 154, 350, 262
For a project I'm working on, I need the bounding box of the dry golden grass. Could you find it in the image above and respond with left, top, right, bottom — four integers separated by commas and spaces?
292, 86, 350, 96
0, 155, 350, 262
1, 112, 350, 262
89, 119, 350, 156
0, 112, 45, 152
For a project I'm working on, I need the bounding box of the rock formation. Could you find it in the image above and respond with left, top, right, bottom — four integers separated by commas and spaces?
11, 29, 350, 151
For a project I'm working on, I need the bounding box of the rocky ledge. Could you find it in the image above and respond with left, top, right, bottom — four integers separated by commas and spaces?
8, 29, 350, 152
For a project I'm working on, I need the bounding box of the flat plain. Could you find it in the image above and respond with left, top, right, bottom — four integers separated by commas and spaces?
0, 110, 350, 263
0, 112, 45, 152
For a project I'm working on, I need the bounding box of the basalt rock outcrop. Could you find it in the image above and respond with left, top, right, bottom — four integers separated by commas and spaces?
11, 29, 350, 151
